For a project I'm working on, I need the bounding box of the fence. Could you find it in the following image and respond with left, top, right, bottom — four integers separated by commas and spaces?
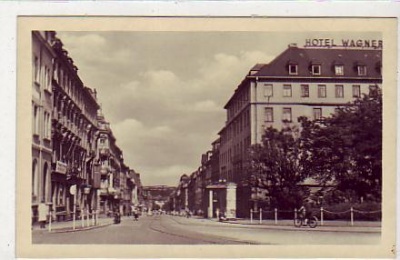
48, 209, 100, 232
249, 207, 381, 226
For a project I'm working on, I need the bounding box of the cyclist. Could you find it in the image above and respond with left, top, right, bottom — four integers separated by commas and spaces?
298, 201, 312, 224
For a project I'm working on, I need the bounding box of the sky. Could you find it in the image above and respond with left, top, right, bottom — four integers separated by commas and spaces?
56, 31, 379, 186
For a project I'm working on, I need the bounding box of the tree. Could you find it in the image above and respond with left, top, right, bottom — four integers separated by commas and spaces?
299, 91, 382, 201
246, 126, 310, 209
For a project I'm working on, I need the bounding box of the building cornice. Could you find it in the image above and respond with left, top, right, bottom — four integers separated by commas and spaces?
247, 75, 382, 84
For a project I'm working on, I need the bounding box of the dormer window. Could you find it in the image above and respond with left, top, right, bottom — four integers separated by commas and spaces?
288, 63, 298, 75
311, 64, 321, 75
334, 65, 344, 75
357, 65, 367, 76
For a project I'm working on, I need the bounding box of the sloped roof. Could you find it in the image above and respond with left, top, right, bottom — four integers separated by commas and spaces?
253, 46, 382, 78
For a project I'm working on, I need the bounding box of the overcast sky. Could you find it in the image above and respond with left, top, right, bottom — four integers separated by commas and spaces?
57, 31, 379, 186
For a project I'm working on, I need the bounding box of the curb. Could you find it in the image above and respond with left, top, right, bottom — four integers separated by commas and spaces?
37, 222, 113, 234
205, 218, 381, 234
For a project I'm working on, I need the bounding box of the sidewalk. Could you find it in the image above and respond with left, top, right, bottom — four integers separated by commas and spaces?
181, 215, 381, 233
210, 218, 381, 233
32, 215, 116, 233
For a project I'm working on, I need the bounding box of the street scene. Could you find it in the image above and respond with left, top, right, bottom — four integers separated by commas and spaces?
31, 28, 383, 246
33, 214, 380, 245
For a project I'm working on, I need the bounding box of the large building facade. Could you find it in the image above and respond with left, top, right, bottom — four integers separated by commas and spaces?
51, 35, 101, 220
219, 43, 382, 217
31, 31, 142, 224
32, 31, 56, 222
171, 43, 383, 219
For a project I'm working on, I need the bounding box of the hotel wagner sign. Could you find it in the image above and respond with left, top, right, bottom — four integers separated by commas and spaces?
304, 38, 383, 49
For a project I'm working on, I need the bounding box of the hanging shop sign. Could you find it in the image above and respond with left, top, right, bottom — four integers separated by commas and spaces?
83, 186, 91, 194
55, 161, 68, 174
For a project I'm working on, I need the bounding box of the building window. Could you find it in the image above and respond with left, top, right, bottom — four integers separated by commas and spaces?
369, 84, 379, 96
301, 84, 309, 97
32, 159, 38, 201
42, 163, 48, 202
265, 107, 273, 122
282, 108, 292, 122
33, 56, 39, 82
46, 67, 51, 90
33, 105, 39, 135
288, 64, 298, 75
283, 84, 292, 97
358, 65, 367, 76
43, 112, 48, 138
311, 64, 321, 75
263, 84, 273, 97
318, 85, 327, 98
335, 85, 344, 98
352, 85, 361, 98
313, 108, 322, 120
335, 65, 344, 75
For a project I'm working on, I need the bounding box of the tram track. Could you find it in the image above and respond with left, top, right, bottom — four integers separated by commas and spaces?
148, 215, 260, 245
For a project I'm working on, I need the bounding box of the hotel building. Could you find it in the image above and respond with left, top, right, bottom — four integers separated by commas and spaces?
218, 43, 382, 218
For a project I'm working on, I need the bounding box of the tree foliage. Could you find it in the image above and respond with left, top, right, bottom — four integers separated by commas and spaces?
245, 91, 382, 207
299, 92, 382, 201
246, 126, 310, 209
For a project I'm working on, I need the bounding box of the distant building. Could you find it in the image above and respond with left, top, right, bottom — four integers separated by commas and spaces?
96, 110, 124, 215
142, 185, 175, 211
218, 43, 382, 217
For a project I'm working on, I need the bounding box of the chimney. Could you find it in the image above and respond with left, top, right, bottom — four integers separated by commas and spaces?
288, 43, 298, 48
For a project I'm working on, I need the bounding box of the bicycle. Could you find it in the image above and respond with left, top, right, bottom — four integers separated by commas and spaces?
294, 215, 318, 228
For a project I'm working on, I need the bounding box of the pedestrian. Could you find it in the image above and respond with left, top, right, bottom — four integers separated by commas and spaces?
38, 201, 48, 229
133, 207, 139, 221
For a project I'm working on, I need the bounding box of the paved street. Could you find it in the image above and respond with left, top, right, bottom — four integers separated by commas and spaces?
33, 215, 380, 245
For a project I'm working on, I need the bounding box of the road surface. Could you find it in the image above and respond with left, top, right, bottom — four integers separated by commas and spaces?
32, 215, 380, 245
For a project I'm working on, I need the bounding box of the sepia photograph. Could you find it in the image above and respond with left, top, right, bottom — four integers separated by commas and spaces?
16, 16, 397, 258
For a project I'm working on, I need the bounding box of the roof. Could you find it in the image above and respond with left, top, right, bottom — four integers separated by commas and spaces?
223, 45, 382, 110
253, 46, 382, 79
